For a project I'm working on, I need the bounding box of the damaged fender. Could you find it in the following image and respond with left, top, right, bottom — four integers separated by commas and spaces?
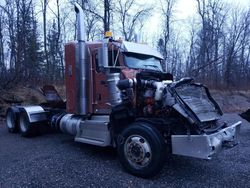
171, 121, 241, 159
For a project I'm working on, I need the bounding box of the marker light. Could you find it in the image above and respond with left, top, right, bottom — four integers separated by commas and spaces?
105, 31, 112, 38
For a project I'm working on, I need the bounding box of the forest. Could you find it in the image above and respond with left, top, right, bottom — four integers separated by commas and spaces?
0, 0, 249, 89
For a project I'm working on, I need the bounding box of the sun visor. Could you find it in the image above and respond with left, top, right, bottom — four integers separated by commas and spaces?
122, 41, 163, 60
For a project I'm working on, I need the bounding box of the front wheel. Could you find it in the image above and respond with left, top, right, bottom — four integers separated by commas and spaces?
117, 122, 166, 178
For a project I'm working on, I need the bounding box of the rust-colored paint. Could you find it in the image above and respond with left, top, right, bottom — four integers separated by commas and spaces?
65, 41, 125, 115
86, 42, 109, 114
121, 68, 138, 79
89, 43, 110, 114
65, 42, 77, 113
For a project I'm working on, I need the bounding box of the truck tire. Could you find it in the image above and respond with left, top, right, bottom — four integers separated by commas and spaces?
117, 122, 166, 178
19, 113, 35, 137
6, 107, 20, 133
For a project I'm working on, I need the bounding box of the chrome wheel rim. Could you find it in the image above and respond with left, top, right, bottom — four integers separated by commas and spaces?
124, 135, 152, 169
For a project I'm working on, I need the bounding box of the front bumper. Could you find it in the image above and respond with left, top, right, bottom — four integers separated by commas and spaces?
171, 121, 241, 159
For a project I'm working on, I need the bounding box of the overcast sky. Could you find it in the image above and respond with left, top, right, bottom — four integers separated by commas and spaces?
142, 0, 250, 45
0, 0, 249, 44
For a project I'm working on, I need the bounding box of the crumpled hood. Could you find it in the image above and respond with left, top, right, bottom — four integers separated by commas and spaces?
169, 78, 222, 123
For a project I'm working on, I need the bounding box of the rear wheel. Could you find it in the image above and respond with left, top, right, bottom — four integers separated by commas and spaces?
117, 122, 166, 178
6, 107, 19, 133
19, 113, 36, 137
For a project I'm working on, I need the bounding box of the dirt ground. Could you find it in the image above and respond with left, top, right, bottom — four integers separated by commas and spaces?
211, 90, 250, 113
0, 85, 65, 116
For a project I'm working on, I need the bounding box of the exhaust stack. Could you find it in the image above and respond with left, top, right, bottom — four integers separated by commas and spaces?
74, 3, 87, 115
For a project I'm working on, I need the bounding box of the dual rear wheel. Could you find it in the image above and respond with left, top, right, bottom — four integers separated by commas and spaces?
6, 107, 19, 133
6, 107, 35, 137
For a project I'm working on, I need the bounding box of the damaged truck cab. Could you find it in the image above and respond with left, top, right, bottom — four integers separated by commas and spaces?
5, 3, 241, 178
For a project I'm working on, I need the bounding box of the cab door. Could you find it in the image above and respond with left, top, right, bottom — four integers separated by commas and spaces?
92, 50, 110, 114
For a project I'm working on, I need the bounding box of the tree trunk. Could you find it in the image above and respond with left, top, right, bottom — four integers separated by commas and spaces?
43, 0, 49, 79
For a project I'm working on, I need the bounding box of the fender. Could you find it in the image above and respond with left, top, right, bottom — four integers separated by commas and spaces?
20, 106, 48, 123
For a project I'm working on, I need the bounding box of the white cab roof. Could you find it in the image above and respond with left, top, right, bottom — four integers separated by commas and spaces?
122, 41, 163, 60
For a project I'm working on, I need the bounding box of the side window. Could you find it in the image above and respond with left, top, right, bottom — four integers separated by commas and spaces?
109, 50, 121, 73
108, 50, 120, 67
95, 50, 120, 73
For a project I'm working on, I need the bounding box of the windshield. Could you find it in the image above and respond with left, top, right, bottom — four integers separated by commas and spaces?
124, 53, 163, 72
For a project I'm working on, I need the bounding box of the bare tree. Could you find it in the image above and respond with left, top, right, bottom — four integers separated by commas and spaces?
41, 0, 49, 79
185, 19, 198, 77
54, 0, 64, 79
0, 9, 4, 69
0, 0, 42, 87
224, 8, 250, 88
185, 0, 250, 88
158, 0, 175, 60
80, 0, 113, 34
56, 0, 65, 79
79, 0, 101, 40
238, 8, 250, 87
46, 0, 65, 80
157, 0, 177, 73
190, 0, 227, 86
104, 0, 111, 32
2, 0, 17, 69
115, 0, 151, 41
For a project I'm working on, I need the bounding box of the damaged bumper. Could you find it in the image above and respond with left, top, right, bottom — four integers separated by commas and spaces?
171, 121, 241, 159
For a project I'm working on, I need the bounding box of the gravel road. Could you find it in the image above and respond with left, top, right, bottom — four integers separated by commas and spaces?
0, 113, 249, 188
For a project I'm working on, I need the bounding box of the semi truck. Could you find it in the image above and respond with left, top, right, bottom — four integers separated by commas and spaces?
5, 3, 241, 178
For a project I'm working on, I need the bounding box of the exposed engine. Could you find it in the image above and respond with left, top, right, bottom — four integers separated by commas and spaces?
117, 71, 171, 116
116, 70, 225, 135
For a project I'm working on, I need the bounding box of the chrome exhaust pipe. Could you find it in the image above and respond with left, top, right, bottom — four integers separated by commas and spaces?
74, 2, 87, 115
